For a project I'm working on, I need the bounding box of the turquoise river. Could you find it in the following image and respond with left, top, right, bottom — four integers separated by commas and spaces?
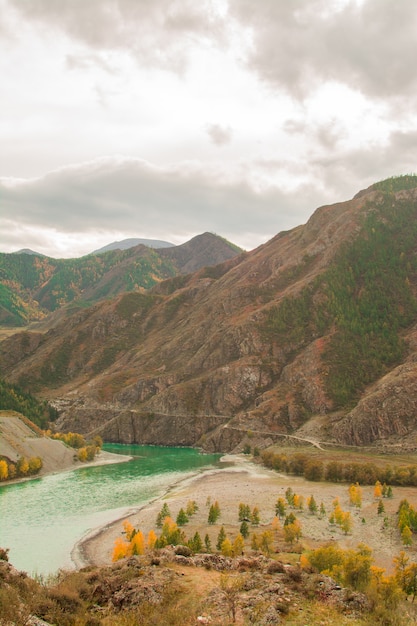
0, 444, 221, 576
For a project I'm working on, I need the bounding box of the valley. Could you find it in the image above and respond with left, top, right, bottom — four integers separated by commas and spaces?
2, 176, 417, 624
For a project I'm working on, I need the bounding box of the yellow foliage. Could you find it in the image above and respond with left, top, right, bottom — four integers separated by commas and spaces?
147, 529, 157, 550
221, 538, 233, 557
0, 460, 8, 480
123, 520, 136, 542
374, 480, 383, 499
131, 531, 145, 555
232, 533, 244, 556
112, 537, 130, 562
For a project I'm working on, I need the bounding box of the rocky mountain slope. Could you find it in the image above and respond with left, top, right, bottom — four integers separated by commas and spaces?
1, 176, 417, 451
0, 232, 241, 326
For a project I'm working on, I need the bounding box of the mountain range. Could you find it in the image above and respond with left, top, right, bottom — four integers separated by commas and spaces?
0, 233, 242, 326
1, 175, 417, 452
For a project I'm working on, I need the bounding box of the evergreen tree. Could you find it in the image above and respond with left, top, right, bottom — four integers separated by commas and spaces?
204, 533, 212, 553
307, 495, 318, 515
156, 502, 171, 527
216, 526, 227, 551
176, 507, 189, 526
239, 520, 249, 539
275, 497, 286, 519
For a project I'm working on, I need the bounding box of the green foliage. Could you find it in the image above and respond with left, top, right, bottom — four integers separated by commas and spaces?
208, 501, 221, 524
0, 246, 178, 324
372, 174, 417, 193
261, 189, 417, 409
0, 378, 57, 428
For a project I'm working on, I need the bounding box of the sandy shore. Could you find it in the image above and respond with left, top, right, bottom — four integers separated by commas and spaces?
74, 454, 417, 574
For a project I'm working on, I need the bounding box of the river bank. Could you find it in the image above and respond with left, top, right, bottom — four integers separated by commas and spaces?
75, 454, 417, 574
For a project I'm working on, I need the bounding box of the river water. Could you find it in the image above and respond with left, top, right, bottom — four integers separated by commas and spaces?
0, 444, 221, 576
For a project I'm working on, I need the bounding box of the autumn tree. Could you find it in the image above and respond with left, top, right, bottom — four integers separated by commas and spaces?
221, 537, 233, 557
232, 533, 245, 556
238, 503, 251, 521
0, 460, 8, 481
374, 480, 383, 499
147, 529, 157, 550
284, 520, 302, 545
131, 530, 145, 555
348, 483, 362, 508
250, 506, 260, 526
112, 537, 130, 562
260, 530, 274, 556
186, 500, 198, 517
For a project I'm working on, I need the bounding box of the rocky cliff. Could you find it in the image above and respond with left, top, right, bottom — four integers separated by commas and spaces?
2, 178, 417, 452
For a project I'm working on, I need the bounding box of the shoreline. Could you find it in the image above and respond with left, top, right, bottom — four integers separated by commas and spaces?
72, 455, 282, 569
74, 453, 417, 575
1, 449, 132, 487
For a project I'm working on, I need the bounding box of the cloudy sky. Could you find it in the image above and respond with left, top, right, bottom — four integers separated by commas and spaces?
1, 0, 417, 257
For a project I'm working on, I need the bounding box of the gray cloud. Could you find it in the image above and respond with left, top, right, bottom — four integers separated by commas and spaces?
206, 123, 233, 146
228, 0, 417, 100
7, 0, 226, 72
0, 158, 319, 254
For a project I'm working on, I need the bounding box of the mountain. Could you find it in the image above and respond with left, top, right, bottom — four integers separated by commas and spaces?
92, 238, 175, 254
12, 248, 44, 256
0, 233, 242, 326
1, 176, 417, 452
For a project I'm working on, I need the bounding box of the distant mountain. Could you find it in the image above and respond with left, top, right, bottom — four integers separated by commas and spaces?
13, 248, 44, 256
92, 238, 174, 254
0, 233, 242, 326
2, 175, 417, 452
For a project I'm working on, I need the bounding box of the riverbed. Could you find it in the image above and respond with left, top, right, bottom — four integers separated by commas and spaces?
0, 444, 221, 576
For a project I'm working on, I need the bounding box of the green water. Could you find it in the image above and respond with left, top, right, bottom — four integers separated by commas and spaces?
0, 444, 221, 576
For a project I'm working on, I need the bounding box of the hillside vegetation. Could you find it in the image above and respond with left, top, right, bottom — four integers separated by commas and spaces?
0, 233, 241, 326
1, 177, 417, 451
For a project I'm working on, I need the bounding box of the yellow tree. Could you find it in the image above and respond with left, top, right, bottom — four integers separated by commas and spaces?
131, 530, 145, 555
112, 537, 130, 562
260, 530, 274, 556
340, 511, 353, 535
0, 460, 8, 481
147, 529, 157, 550
348, 483, 362, 508
232, 533, 245, 556
374, 481, 383, 499
123, 520, 136, 541
221, 538, 233, 557
284, 520, 302, 545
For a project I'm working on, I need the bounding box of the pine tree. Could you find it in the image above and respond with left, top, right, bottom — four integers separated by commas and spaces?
377, 499, 385, 515
275, 497, 286, 519
204, 533, 212, 553
176, 508, 189, 526
156, 503, 171, 527
216, 526, 226, 550
239, 520, 249, 538
307, 495, 318, 515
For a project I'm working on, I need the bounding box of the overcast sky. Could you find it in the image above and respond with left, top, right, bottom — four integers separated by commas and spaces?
1, 0, 417, 257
